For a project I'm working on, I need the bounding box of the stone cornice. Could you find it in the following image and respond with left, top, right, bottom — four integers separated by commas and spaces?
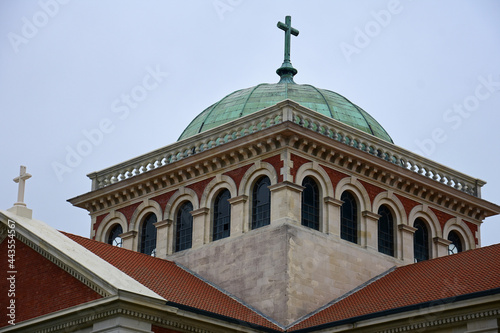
68, 103, 500, 222
6, 290, 268, 333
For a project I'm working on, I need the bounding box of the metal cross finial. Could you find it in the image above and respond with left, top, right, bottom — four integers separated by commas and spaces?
277, 16, 299, 64
276, 16, 299, 83
13, 165, 31, 207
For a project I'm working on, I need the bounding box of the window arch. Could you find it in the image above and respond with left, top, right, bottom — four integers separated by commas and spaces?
140, 213, 157, 256
377, 205, 394, 256
107, 224, 123, 247
341, 191, 358, 243
414, 218, 430, 262
447, 230, 463, 255
301, 176, 320, 230
176, 201, 193, 252
213, 189, 231, 241
252, 176, 271, 229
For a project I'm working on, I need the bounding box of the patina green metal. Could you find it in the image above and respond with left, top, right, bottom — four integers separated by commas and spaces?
178, 83, 393, 143
276, 16, 299, 83
177, 16, 394, 144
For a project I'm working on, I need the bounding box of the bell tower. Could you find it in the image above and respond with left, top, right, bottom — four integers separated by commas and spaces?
69, 16, 500, 326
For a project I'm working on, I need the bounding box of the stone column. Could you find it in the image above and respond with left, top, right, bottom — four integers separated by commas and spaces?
120, 231, 137, 251
398, 224, 417, 265
433, 237, 451, 258
229, 195, 248, 236
153, 219, 171, 259
324, 197, 343, 236
269, 181, 304, 226
362, 211, 380, 251
191, 208, 209, 249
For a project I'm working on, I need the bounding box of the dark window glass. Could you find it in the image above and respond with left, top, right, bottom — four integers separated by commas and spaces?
252, 176, 271, 229
301, 177, 320, 230
414, 218, 429, 262
107, 224, 123, 247
176, 202, 193, 252
341, 191, 358, 243
213, 190, 231, 241
140, 213, 157, 256
377, 205, 394, 256
448, 231, 463, 255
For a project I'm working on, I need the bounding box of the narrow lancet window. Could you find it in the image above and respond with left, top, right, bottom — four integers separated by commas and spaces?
301, 177, 320, 230
176, 202, 193, 252
213, 190, 231, 241
252, 176, 271, 229
341, 191, 358, 243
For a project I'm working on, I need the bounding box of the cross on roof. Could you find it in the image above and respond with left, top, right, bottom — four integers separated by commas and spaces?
13, 165, 31, 207
276, 16, 299, 83
277, 15, 299, 64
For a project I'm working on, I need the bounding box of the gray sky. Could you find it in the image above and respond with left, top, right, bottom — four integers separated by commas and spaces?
1, 0, 499, 246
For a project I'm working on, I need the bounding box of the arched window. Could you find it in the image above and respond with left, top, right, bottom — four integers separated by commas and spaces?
140, 213, 157, 256
107, 224, 123, 247
377, 205, 394, 256
252, 176, 271, 229
301, 177, 320, 230
341, 191, 358, 243
414, 218, 430, 262
448, 230, 463, 255
213, 189, 231, 241
176, 202, 193, 252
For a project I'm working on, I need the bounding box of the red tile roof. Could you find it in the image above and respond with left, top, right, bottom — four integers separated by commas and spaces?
289, 243, 500, 331
63, 232, 282, 331
63, 231, 500, 332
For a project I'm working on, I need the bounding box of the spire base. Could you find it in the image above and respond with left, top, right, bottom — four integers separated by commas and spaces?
276, 62, 298, 84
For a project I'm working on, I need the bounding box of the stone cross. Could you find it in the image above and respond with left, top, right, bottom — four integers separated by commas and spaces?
277, 16, 299, 64
13, 165, 31, 207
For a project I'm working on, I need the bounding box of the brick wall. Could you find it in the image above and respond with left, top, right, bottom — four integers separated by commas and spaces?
0, 238, 102, 327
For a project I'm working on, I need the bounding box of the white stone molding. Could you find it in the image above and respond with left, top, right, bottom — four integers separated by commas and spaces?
239, 161, 278, 195
153, 219, 171, 258
442, 217, 476, 251
334, 176, 371, 212
164, 186, 199, 220
362, 210, 381, 250
128, 199, 163, 233
335, 177, 371, 245
397, 224, 417, 264
408, 205, 442, 259
408, 205, 441, 238
433, 236, 452, 257
199, 175, 238, 208
324, 196, 343, 236
96, 210, 127, 243
371, 192, 407, 258
120, 230, 137, 251
294, 161, 335, 196
197, 175, 237, 243
294, 162, 334, 233
239, 162, 276, 233
228, 195, 248, 236
269, 181, 305, 226
190, 207, 210, 247
86, 101, 485, 201
163, 188, 199, 254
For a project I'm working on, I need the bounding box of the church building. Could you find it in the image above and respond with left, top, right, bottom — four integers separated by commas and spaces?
2, 16, 500, 333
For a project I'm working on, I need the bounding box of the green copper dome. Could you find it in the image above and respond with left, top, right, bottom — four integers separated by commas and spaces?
178, 82, 393, 143
178, 16, 392, 143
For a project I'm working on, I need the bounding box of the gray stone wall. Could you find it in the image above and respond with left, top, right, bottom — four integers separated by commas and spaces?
169, 222, 402, 326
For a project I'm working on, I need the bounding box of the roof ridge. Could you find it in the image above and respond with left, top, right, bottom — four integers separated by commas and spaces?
287, 266, 397, 329
61, 231, 176, 263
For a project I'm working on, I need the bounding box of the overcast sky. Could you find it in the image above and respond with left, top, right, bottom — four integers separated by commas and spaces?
1, 1, 499, 246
